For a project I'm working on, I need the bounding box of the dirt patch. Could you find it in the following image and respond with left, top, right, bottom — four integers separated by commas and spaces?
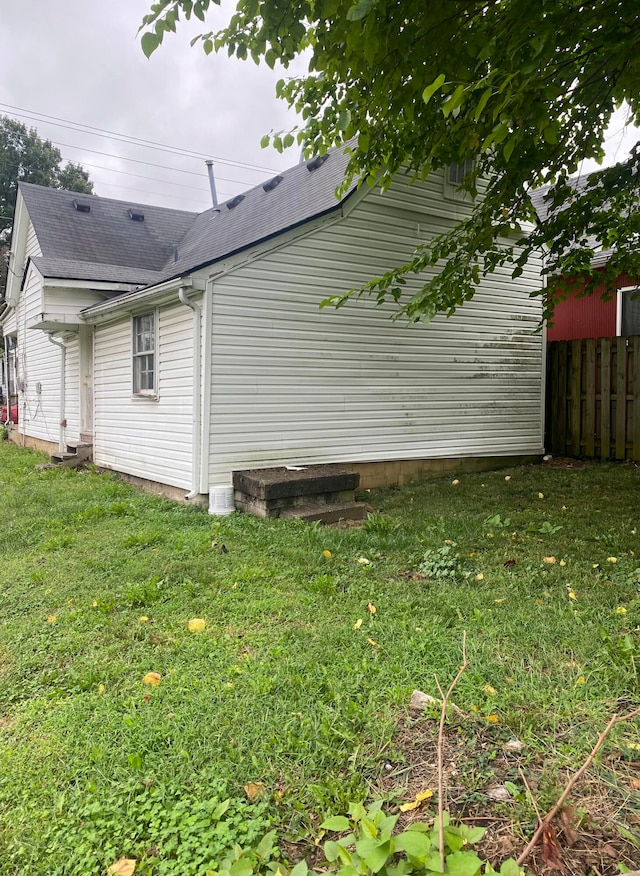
374, 715, 640, 875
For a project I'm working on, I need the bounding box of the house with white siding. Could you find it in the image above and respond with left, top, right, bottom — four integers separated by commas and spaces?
1, 148, 545, 500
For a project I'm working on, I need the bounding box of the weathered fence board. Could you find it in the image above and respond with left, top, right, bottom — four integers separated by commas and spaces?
546, 335, 640, 461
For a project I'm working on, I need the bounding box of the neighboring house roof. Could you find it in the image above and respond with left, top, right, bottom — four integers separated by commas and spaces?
530, 175, 613, 268
17, 147, 355, 291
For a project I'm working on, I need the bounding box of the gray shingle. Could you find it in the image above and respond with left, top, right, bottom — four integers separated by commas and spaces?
19, 183, 196, 272
20, 146, 356, 288
161, 148, 355, 280
30, 256, 164, 286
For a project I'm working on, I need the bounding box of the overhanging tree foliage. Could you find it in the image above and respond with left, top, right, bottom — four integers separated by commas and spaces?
0, 116, 93, 242
141, 0, 640, 322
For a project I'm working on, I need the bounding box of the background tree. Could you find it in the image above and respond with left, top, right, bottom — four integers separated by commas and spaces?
141, 0, 640, 322
0, 116, 93, 243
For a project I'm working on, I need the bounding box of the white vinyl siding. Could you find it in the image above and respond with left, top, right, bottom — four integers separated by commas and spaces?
25, 219, 42, 260
207, 169, 544, 485
93, 300, 199, 488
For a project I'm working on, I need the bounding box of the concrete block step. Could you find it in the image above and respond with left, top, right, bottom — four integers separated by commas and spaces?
279, 501, 370, 524
233, 464, 359, 501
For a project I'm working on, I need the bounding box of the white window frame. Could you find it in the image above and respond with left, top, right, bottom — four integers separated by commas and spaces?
443, 159, 475, 202
132, 310, 158, 398
616, 285, 640, 337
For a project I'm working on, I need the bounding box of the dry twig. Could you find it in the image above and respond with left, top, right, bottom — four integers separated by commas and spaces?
435, 631, 468, 872
517, 705, 640, 867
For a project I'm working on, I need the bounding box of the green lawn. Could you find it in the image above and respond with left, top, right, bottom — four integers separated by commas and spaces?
0, 441, 638, 875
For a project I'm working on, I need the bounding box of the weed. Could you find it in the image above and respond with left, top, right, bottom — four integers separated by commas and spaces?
419, 546, 466, 581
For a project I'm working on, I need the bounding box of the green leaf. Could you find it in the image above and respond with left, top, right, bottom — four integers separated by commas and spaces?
499, 859, 523, 876
321, 816, 351, 832
473, 87, 493, 122
346, 0, 373, 21
260, 134, 270, 149
422, 74, 446, 105
355, 839, 392, 873
445, 850, 483, 876
442, 84, 465, 117
394, 831, 431, 858
141, 31, 161, 57
324, 841, 340, 862
255, 831, 277, 861
290, 861, 308, 876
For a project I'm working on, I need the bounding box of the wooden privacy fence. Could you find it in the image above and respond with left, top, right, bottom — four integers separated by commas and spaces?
546, 336, 640, 461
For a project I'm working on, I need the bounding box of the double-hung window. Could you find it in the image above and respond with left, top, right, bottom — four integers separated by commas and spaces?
133, 312, 156, 396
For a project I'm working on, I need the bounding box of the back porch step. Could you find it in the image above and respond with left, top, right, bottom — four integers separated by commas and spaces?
233, 464, 369, 523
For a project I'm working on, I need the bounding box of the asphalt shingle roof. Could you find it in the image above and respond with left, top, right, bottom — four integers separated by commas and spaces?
19, 183, 197, 273
30, 256, 164, 286
19, 146, 356, 289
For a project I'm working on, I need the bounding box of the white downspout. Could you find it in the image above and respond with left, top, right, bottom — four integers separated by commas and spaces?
47, 333, 66, 453
179, 286, 202, 500
200, 278, 214, 493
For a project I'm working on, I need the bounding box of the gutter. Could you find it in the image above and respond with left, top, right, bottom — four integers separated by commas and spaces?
178, 286, 202, 500
81, 276, 204, 324
47, 333, 66, 453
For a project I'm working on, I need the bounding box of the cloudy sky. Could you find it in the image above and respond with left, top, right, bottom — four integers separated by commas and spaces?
0, 0, 304, 213
0, 1, 637, 215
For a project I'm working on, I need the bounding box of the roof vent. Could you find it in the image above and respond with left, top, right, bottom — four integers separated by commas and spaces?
263, 175, 284, 193
128, 208, 145, 222
306, 154, 329, 172
226, 194, 245, 210
73, 199, 91, 213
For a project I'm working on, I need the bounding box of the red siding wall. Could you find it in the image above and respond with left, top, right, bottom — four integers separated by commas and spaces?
547, 270, 635, 341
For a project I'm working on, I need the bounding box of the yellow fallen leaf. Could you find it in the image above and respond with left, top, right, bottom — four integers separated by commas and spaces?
322, 550, 332, 558
567, 589, 577, 601
244, 781, 265, 801
576, 676, 586, 685
562, 505, 567, 510
142, 672, 162, 687
367, 602, 377, 614
188, 618, 206, 633
592, 563, 599, 569
535, 598, 543, 606
366, 638, 381, 648
470, 705, 479, 712
399, 789, 434, 812
475, 573, 484, 581
108, 859, 136, 876
98, 683, 105, 694
538, 492, 544, 499
627, 742, 640, 751
543, 556, 556, 564
504, 475, 511, 481
47, 615, 57, 624
354, 618, 363, 630
615, 606, 628, 615
487, 714, 500, 724
357, 557, 371, 565
451, 479, 459, 485
486, 533, 495, 538
92, 600, 98, 607
607, 556, 618, 563
494, 597, 507, 604
483, 684, 497, 696
139, 615, 149, 623
444, 539, 454, 545
559, 559, 566, 567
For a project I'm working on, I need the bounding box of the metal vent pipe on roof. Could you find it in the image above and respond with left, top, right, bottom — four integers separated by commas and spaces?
205, 160, 218, 209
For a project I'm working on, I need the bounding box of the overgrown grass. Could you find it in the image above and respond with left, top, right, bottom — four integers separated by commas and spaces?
0, 442, 638, 873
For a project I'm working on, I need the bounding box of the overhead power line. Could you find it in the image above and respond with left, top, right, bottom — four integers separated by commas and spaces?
51, 139, 259, 187
0, 102, 279, 174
